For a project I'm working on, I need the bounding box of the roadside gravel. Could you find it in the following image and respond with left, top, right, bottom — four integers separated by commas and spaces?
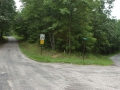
111, 54, 120, 67
0, 36, 120, 90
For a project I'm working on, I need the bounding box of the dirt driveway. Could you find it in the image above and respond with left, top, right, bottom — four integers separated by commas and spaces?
0, 36, 120, 90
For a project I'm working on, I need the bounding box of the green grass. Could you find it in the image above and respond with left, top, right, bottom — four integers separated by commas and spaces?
16, 38, 114, 66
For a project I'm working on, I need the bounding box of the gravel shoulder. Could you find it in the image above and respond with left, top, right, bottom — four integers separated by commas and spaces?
0, 36, 120, 90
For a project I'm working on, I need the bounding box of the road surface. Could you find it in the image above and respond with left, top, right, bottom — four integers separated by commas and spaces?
111, 54, 120, 67
0, 36, 120, 90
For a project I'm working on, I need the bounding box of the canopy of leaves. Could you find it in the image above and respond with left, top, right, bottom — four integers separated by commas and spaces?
0, 0, 16, 38
14, 0, 118, 54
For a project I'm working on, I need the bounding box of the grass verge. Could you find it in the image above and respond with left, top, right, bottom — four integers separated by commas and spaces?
17, 38, 114, 66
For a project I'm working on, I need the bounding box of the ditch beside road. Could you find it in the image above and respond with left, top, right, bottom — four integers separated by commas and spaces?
0, 36, 120, 90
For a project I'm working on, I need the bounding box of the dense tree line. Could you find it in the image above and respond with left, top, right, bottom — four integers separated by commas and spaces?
1, 0, 118, 54
14, 0, 119, 54
0, 0, 16, 40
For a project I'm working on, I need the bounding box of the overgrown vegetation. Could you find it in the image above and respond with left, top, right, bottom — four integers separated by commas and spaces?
17, 38, 113, 65
13, 0, 119, 55
0, 0, 16, 43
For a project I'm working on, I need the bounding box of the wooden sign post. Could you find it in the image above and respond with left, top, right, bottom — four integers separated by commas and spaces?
40, 34, 45, 54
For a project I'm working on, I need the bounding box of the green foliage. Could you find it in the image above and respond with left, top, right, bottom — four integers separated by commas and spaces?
14, 0, 118, 55
18, 40, 113, 65
0, 0, 16, 38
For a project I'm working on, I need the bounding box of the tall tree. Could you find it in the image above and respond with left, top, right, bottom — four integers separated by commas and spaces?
91, 0, 115, 54
14, 0, 116, 54
0, 0, 16, 38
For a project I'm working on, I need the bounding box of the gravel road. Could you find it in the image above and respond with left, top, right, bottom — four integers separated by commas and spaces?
111, 54, 120, 67
0, 36, 120, 90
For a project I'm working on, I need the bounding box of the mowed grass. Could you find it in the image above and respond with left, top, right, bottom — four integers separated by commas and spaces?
17, 39, 114, 66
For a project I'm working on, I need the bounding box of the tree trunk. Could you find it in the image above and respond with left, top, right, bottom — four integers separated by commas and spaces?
49, 32, 55, 50
68, 26, 71, 55
68, 0, 72, 55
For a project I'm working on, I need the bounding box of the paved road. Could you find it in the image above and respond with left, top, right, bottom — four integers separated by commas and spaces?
0, 36, 120, 90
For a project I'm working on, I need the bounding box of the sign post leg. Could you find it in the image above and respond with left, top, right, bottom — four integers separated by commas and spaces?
41, 45, 42, 54
83, 41, 85, 60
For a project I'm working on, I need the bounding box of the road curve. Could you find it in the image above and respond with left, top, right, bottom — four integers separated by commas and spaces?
111, 54, 120, 67
0, 36, 120, 90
